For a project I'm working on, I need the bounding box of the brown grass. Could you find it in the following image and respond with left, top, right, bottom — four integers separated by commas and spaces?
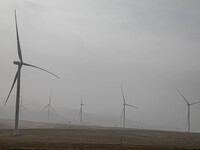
0, 127, 200, 150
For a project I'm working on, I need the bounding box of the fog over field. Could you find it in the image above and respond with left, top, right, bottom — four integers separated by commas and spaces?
0, 0, 200, 132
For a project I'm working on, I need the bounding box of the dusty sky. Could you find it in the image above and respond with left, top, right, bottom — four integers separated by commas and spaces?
1, 0, 200, 131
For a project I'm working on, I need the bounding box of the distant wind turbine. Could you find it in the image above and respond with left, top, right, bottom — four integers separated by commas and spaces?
121, 85, 137, 128
42, 91, 56, 122
176, 88, 200, 132
19, 94, 30, 120
4, 10, 60, 136
79, 96, 86, 125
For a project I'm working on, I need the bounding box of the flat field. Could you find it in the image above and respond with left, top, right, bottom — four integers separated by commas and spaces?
0, 125, 200, 150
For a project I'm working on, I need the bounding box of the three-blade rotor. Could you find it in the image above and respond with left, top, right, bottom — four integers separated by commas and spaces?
121, 85, 137, 109
42, 91, 56, 112
120, 85, 137, 122
4, 10, 60, 106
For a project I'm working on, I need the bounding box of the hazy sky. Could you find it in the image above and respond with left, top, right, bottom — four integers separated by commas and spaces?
1, 0, 200, 131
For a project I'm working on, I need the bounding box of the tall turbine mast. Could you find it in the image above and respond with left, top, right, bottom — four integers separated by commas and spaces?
4, 10, 60, 136
176, 88, 200, 132
120, 85, 137, 128
79, 96, 85, 125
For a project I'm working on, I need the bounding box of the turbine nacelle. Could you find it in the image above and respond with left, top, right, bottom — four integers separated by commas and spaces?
13, 61, 22, 65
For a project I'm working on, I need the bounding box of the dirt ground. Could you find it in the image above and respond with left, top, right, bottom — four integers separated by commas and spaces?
0, 126, 200, 150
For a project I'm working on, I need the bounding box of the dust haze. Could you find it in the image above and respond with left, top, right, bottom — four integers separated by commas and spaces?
1, 0, 200, 132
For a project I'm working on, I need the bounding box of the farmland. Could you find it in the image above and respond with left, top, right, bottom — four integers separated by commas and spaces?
0, 121, 200, 150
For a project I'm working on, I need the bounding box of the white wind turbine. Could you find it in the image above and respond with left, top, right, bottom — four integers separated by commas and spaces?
121, 85, 137, 128
4, 11, 60, 136
79, 96, 86, 125
42, 91, 56, 123
176, 88, 200, 132
19, 94, 30, 120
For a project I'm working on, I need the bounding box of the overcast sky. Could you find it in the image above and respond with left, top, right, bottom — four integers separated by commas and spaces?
1, 0, 200, 131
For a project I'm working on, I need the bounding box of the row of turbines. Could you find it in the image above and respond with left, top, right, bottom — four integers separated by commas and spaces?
19, 91, 86, 124
4, 10, 139, 136
4, 11, 200, 136
19, 86, 133, 128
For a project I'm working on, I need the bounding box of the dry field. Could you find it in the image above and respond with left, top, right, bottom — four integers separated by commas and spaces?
0, 124, 200, 150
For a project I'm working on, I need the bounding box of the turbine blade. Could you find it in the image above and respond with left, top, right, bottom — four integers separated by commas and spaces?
176, 88, 189, 104
121, 85, 126, 103
15, 10, 23, 62
41, 105, 48, 111
22, 105, 30, 112
22, 62, 60, 79
80, 96, 83, 104
125, 104, 138, 109
190, 101, 200, 105
4, 71, 19, 105
50, 105, 56, 112
120, 107, 124, 120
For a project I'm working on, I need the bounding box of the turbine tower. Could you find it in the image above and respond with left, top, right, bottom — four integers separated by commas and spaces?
176, 88, 200, 132
4, 10, 60, 136
121, 85, 137, 128
42, 91, 56, 122
79, 96, 86, 125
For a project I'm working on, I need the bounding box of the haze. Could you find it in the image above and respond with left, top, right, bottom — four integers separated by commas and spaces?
1, 0, 200, 132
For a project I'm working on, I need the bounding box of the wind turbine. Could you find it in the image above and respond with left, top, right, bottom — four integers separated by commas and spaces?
120, 85, 137, 128
79, 96, 86, 125
4, 10, 60, 136
176, 88, 200, 132
19, 94, 30, 120
42, 91, 56, 122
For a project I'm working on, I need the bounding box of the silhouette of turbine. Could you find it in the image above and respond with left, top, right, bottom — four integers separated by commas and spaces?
19, 94, 30, 120
79, 96, 86, 125
176, 88, 200, 132
42, 91, 56, 123
120, 85, 137, 128
4, 10, 60, 136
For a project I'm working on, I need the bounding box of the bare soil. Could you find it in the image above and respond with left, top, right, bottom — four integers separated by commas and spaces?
0, 126, 200, 150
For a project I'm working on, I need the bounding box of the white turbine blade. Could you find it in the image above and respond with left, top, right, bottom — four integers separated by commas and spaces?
176, 88, 189, 104
15, 10, 23, 62
22, 62, 60, 79
21, 105, 30, 112
120, 107, 124, 120
190, 101, 200, 105
41, 105, 48, 111
5, 70, 19, 105
121, 85, 126, 103
125, 104, 138, 109
80, 96, 83, 104
50, 105, 56, 112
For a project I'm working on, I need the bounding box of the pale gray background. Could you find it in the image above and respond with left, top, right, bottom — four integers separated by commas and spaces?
0, 0, 200, 132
